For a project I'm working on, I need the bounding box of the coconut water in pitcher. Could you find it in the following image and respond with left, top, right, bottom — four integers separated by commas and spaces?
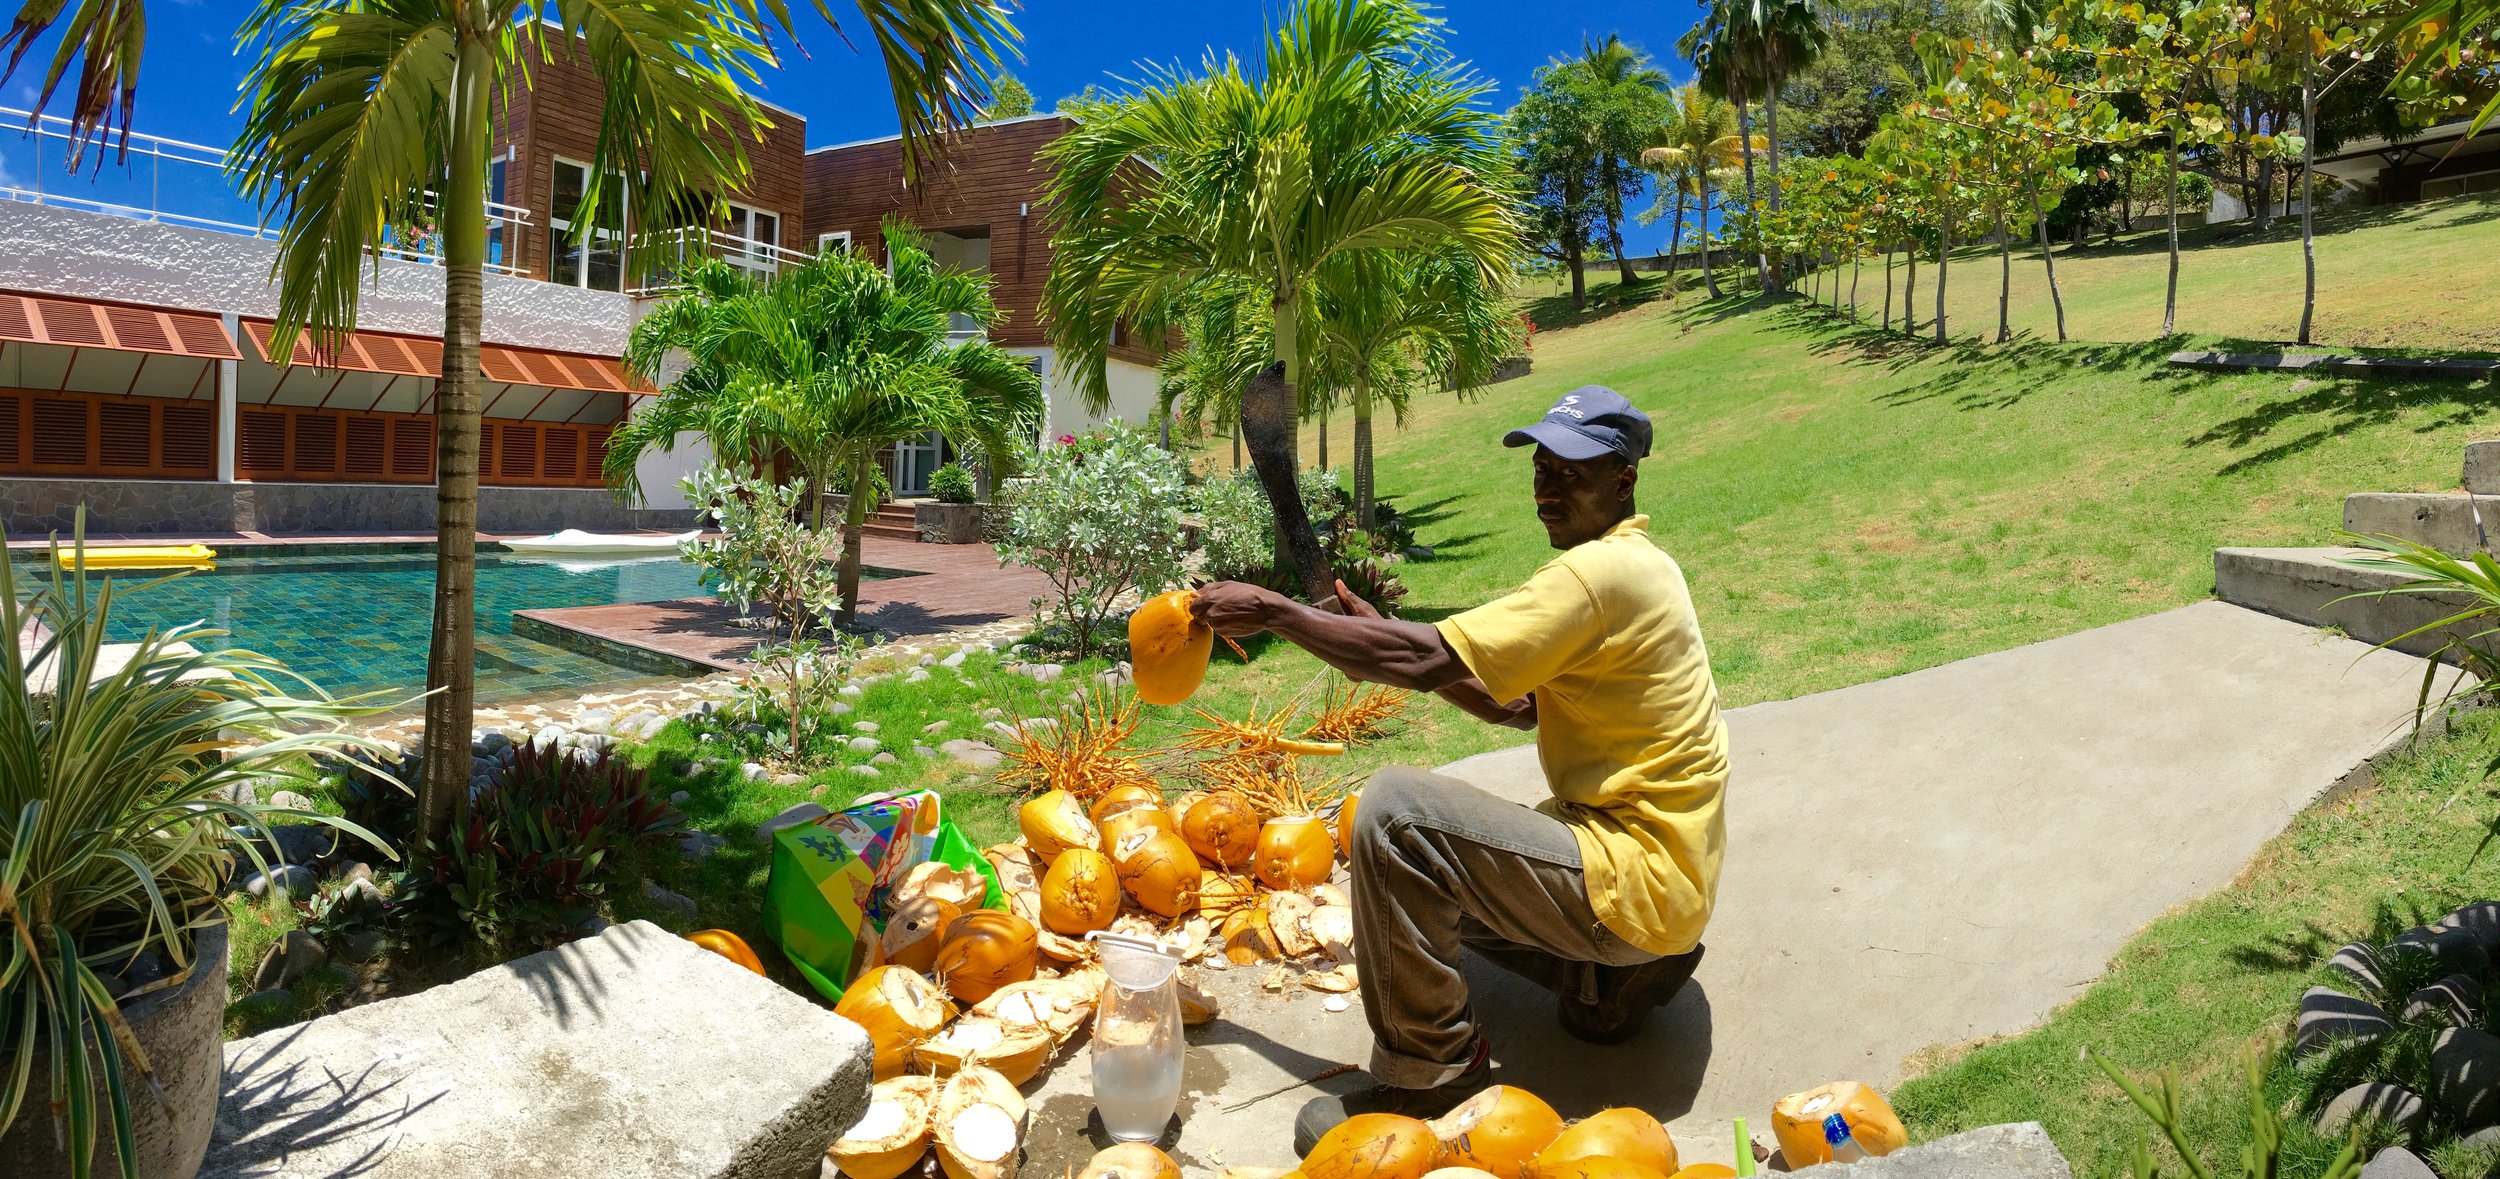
1089, 932, 1184, 1142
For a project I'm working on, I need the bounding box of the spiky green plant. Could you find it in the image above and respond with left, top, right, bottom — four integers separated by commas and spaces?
2335, 532, 2500, 759
2091, 1044, 2365, 1179
0, 531, 400, 1178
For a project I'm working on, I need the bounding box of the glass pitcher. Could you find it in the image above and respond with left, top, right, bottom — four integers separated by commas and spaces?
1088, 931, 1184, 1142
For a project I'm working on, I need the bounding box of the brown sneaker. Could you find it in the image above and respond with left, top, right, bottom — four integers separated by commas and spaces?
1558, 945, 1705, 1045
1293, 1040, 1492, 1156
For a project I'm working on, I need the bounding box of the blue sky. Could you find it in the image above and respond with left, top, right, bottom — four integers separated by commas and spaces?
3, 1, 1708, 253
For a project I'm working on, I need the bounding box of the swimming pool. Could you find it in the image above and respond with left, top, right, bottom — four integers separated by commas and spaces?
33, 551, 720, 706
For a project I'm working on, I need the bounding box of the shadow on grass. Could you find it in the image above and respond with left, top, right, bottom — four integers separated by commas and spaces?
2186, 370, 2500, 476
1519, 270, 1726, 333
1787, 304, 2192, 411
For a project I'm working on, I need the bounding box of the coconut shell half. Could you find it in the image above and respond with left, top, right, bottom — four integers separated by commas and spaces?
835, 965, 959, 1081
830, 1075, 938, 1179
915, 1014, 1061, 1086
935, 1065, 1029, 1179
1077, 1143, 1184, 1179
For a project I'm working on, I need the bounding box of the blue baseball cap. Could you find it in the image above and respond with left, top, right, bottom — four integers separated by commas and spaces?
1503, 386, 1652, 464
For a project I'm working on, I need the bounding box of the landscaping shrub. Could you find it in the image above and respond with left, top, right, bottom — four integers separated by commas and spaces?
732, 630, 866, 764
407, 743, 680, 951
930, 462, 978, 504
680, 463, 844, 643
998, 425, 1192, 659
1195, 469, 1275, 581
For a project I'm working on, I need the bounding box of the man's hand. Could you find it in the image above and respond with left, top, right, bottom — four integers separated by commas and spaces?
1188, 580, 1286, 637
1320, 579, 1384, 620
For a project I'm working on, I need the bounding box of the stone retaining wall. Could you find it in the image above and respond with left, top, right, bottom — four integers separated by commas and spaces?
2, 477, 698, 536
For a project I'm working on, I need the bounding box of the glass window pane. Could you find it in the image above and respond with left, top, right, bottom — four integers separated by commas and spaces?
588, 233, 623, 292
554, 240, 582, 287
752, 212, 777, 247
488, 158, 507, 206
552, 161, 585, 223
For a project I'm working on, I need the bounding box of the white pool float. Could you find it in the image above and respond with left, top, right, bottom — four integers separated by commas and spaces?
499, 529, 698, 556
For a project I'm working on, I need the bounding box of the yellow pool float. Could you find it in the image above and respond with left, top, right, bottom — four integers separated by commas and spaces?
59, 544, 216, 571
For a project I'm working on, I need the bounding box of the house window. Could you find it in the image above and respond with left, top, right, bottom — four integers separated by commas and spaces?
2423, 168, 2500, 202
818, 230, 852, 255
486, 152, 511, 271
550, 157, 625, 291
724, 202, 781, 274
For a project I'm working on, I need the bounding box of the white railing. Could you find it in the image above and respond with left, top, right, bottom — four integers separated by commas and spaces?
1, 106, 532, 276
626, 225, 824, 294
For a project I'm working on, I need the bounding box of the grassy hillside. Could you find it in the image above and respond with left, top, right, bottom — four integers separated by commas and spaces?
1529, 190, 2500, 353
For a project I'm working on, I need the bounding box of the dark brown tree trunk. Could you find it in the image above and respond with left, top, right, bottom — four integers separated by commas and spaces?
1934, 219, 1951, 346
2164, 134, 2181, 337
2033, 183, 2068, 342
1904, 248, 1918, 336
2299, 64, 2320, 345
1243, 356, 1332, 603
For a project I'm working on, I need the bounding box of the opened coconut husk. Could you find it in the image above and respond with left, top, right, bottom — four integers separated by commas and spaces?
1179, 793, 1265, 869
1219, 1169, 1302, 1179
915, 1014, 1060, 1085
1198, 873, 1259, 920
1303, 963, 1359, 993
1302, 1112, 1441, 1179
1077, 1143, 1184, 1179
973, 968, 1101, 1040
1019, 790, 1101, 861
1770, 1081, 1903, 1165
934, 1065, 1028, 1179
881, 895, 964, 974
1267, 891, 1319, 957
1526, 1109, 1679, 1179
829, 1074, 938, 1179
835, 965, 958, 1080
1421, 1171, 1501, 1179
1037, 926, 1094, 962
1177, 970, 1220, 1024
1310, 904, 1355, 960
984, 845, 1045, 927
901, 860, 990, 909
1222, 906, 1282, 965
1090, 784, 1164, 824
935, 910, 1040, 1004
1428, 1086, 1567, 1179
1041, 847, 1124, 935
1255, 815, 1335, 890
1112, 826, 1203, 917
1308, 882, 1349, 908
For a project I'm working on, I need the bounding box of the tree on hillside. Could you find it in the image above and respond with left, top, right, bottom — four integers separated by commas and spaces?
1562, 34, 1675, 286
609, 230, 1040, 622
1042, 0, 1519, 604
1779, 0, 1986, 158
988, 73, 1037, 119
1509, 60, 1613, 309
231, 0, 1018, 853
1682, 18, 1772, 291
1641, 81, 1753, 295
1685, 0, 1829, 294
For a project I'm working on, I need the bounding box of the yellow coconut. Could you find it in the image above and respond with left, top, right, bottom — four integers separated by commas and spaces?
1112, 826, 1203, 918
1335, 793, 1362, 860
1516, 1159, 1665, 1179
1302, 1113, 1442, 1179
1255, 815, 1337, 890
881, 895, 964, 974
1019, 790, 1101, 861
1077, 1143, 1184, 1179
1222, 906, 1284, 965
1770, 1082, 1905, 1167
1423, 1171, 1502, 1179
1129, 588, 1214, 705
1664, 1167, 1737, 1179
934, 910, 1040, 1004
934, 1065, 1028, 1179
830, 1075, 938, 1179
1041, 847, 1124, 935
1181, 793, 1265, 869
835, 965, 959, 1080
1198, 873, 1260, 920
914, 1014, 1061, 1086
1090, 784, 1166, 824
1526, 1110, 1678, 1179
1427, 1086, 1567, 1179
1099, 800, 1179, 852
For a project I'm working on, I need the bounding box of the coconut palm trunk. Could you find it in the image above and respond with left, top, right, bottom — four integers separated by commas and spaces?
1733, 91, 1768, 292
838, 454, 876, 625
1353, 377, 1378, 531
2033, 182, 2068, 342
418, 37, 493, 850
1700, 172, 1722, 296
1666, 189, 1687, 276
1248, 297, 1332, 602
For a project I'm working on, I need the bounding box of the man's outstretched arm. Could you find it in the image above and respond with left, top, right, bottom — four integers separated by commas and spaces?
1189, 581, 1536, 730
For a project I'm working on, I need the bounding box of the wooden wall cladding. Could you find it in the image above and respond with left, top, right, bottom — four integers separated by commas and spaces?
0, 388, 216, 479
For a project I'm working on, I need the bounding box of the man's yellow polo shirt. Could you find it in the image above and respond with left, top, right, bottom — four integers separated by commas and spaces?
1433, 514, 1728, 956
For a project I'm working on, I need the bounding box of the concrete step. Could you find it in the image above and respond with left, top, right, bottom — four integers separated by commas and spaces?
2214, 545, 2483, 660
2344, 492, 2500, 554
859, 522, 921, 542
204, 920, 871, 1179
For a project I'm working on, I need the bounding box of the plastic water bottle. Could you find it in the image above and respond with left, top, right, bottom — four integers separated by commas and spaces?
1825, 1114, 1868, 1164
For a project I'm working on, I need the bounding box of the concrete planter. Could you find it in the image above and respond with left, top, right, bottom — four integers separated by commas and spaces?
914, 502, 987, 544
0, 922, 229, 1179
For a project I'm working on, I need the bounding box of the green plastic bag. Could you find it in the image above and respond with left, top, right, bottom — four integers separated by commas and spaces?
764, 804, 1004, 1004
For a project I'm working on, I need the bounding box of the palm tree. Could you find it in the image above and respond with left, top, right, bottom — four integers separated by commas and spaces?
608, 226, 1041, 622
1306, 249, 1521, 531
1570, 34, 1671, 287
1681, 18, 1770, 293
1746, 0, 1828, 273
1640, 81, 1750, 296
1684, 0, 1825, 296
1042, 0, 1518, 603
231, 0, 1018, 854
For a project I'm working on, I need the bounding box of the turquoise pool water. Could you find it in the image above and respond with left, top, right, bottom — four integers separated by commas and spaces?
37, 551, 716, 705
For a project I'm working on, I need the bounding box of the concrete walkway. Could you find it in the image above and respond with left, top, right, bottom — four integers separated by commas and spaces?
1023, 601, 2438, 1174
